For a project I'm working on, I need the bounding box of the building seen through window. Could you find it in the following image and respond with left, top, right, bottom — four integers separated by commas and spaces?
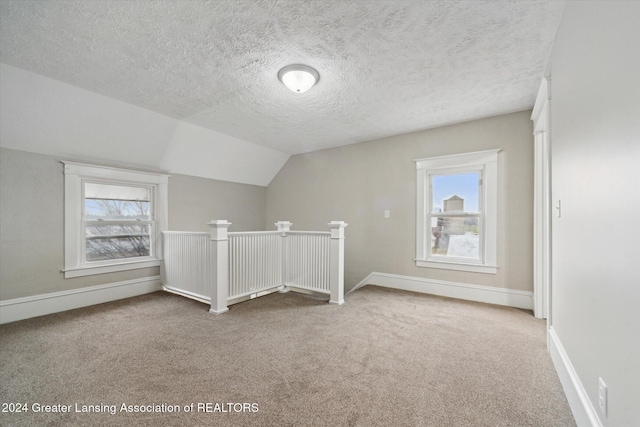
430, 172, 480, 260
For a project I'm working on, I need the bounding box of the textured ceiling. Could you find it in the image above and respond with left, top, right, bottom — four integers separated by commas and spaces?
0, 0, 565, 155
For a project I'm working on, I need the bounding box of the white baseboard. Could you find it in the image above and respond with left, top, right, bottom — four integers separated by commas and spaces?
0, 276, 162, 324
348, 271, 533, 310
548, 326, 602, 427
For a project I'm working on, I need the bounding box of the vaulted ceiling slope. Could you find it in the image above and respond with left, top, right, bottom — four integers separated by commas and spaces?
0, 0, 566, 156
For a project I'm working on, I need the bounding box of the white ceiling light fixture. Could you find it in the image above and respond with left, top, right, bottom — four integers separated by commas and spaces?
278, 64, 320, 93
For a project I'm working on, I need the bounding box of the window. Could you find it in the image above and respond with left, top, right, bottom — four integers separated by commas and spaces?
63, 162, 168, 278
84, 183, 152, 262
415, 150, 498, 274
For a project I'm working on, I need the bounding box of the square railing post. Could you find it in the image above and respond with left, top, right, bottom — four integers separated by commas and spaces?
275, 221, 293, 292
207, 220, 232, 314
328, 221, 348, 305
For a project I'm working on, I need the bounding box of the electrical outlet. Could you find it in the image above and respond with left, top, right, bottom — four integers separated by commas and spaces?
384, 210, 390, 218
598, 377, 607, 417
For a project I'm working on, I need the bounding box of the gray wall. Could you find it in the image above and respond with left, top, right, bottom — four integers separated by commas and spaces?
549, 2, 640, 425
169, 174, 266, 232
266, 110, 534, 292
0, 147, 266, 300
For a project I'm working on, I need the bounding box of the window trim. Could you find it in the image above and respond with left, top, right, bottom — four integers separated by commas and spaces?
415, 150, 499, 274
63, 161, 169, 278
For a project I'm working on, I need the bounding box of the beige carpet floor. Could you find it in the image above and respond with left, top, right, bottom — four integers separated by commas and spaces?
0, 285, 574, 426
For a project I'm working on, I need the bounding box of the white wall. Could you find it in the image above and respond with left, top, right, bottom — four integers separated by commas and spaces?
0, 63, 289, 187
549, 2, 640, 426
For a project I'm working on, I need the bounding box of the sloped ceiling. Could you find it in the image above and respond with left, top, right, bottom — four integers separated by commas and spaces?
0, 0, 565, 156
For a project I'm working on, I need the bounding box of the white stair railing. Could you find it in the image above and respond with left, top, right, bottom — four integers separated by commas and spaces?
207, 220, 232, 314
285, 231, 331, 293
162, 220, 347, 314
162, 231, 210, 303
228, 231, 282, 300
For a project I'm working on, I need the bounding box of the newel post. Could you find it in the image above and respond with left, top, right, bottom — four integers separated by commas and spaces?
275, 221, 293, 234
275, 221, 293, 292
328, 221, 348, 305
207, 220, 232, 314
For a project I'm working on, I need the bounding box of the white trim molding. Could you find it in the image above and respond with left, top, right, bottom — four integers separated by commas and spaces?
531, 77, 551, 320
348, 272, 532, 310
415, 149, 499, 274
548, 326, 603, 427
0, 276, 162, 324
62, 161, 169, 278
63, 259, 161, 279
414, 258, 497, 274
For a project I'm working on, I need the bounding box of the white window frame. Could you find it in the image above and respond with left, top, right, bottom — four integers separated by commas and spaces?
415, 150, 499, 274
63, 161, 169, 278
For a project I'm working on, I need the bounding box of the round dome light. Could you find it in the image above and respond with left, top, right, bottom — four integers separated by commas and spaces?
278, 64, 320, 93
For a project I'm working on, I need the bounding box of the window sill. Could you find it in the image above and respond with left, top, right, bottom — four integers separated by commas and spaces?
415, 259, 497, 274
63, 259, 161, 278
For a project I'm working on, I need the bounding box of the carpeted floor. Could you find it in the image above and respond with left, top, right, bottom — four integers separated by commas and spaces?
0, 286, 574, 426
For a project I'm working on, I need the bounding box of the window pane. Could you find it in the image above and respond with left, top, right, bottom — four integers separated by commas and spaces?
431, 217, 479, 259
86, 224, 150, 261
432, 172, 479, 213
84, 183, 150, 220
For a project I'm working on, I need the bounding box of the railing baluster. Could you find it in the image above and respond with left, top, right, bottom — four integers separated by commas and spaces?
162, 223, 345, 310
